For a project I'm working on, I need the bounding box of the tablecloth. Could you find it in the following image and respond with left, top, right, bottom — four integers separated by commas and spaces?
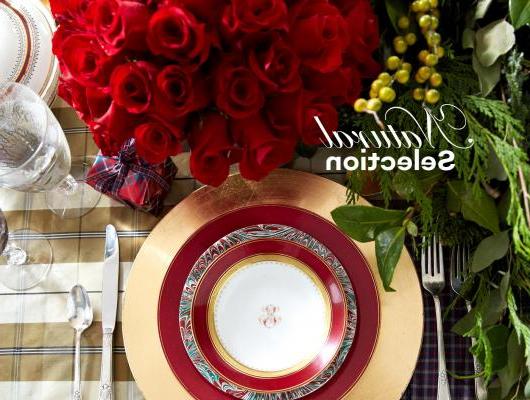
0, 103, 475, 399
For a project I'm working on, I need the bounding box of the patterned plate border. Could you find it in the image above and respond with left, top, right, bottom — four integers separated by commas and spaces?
179, 224, 357, 399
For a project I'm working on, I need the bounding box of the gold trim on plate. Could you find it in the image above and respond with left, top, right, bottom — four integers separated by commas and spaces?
189, 241, 348, 393
206, 254, 333, 379
122, 170, 424, 400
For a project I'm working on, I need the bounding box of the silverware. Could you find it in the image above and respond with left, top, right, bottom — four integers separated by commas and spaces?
450, 244, 488, 400
421, 235, 451, 400
67, 284, 93, 400
98, 225, 120, 400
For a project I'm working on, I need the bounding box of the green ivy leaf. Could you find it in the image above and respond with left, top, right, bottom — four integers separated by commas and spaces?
471, 231, 510, 272
471, 322, 509, 381
462, 198, 500, 235
447, 180, 501, 234
453, 288, 507, 335
331, 205, 406, 243
510, 0, 530, 29
486, 325, 510, 374
498, 330, 525, 398
375, 226, 406, 292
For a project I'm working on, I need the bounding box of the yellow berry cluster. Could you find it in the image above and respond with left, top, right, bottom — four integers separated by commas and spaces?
354, 0, 444, 115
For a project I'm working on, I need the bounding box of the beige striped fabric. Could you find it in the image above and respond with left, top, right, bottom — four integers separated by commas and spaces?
0, 100, 348, 399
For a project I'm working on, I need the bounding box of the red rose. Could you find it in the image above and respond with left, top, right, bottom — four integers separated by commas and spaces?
329, 0, 357, 12
232, 114, 295, 181
58, 77, 90, 122
59, 77, 116, 126
301, 94, 338, 145
344, 0, 380, 77
110, 61, 157, 114
189, 113, 234, 186
162, 0, 225, 25
85, 86, 113, 122
90, 103, 137, 155
222, 0, 288, 34
59, 34, 112, 87
154, 65, 209, 120
94, 0, 150, 55
134, 118, 183, 164
247, 32, 302, 94
302, 66, 361, 105
289, 0, 349, 73
215, 59, 265, 119
50, 0, 93, 24
265, 91, 303, 138
147, 6, 210, 67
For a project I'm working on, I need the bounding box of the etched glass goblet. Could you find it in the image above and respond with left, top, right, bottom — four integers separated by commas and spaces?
0, 81, 101, 218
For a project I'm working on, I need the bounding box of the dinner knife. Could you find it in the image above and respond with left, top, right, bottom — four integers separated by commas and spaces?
98, 224, 119, 400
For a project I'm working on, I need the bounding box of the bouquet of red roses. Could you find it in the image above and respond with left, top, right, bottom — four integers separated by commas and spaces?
51, 0, 380, 186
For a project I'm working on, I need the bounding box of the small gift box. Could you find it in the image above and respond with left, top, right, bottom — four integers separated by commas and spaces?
86, 139, 177, 214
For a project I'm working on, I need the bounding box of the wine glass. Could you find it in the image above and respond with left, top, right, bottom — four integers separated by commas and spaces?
0, 81, 101, 218
0, 209, 52, 290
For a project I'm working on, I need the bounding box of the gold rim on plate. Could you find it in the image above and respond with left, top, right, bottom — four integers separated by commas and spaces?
206, 253, 333, 380
122, 170, 424, 400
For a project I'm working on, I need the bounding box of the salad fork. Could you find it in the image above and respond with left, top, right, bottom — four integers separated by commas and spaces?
450, 245, 487, 400
421, 235, 451, 400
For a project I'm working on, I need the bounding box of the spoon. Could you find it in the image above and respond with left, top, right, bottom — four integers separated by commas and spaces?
67, 284, 93, 400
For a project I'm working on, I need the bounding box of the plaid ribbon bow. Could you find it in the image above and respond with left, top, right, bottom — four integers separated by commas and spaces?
89, 140, 174, 195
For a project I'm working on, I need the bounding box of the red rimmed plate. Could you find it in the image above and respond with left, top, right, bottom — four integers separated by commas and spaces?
160, 205, 380, 400
179, 224, 357, 397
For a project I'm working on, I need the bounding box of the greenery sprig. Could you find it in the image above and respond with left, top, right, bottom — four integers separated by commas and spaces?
332, 0, 530, 397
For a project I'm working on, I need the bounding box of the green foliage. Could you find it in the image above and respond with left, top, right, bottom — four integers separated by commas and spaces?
453, 278, 509, 335
471, 231, 510, 272
375, 226, 406, 292
510, 0, 530, 29
469, 315, 510, 382
331, 205, 408, 291
507, 289, 530, 360
506, 50, 528, 122
331, 205, 406, 242
334, 6, 530, 395
447, 180, 500, 233
498, 330, 525, 398
463, 96, 524, 140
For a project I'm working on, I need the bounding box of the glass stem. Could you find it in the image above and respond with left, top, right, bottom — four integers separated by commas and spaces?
56, 174, 78, 196
2, 242, 27, 265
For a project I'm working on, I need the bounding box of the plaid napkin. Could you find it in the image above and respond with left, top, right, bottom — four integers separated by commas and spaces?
403, 269, 475, 400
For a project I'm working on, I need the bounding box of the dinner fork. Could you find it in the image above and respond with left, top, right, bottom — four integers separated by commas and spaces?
421, 235, 451, 400
450, 245, 487, 400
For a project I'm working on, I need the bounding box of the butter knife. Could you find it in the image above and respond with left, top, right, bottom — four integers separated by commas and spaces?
98, 225, 119, 400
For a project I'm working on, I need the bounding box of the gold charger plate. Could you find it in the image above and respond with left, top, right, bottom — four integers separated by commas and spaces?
122, 170, 423, 400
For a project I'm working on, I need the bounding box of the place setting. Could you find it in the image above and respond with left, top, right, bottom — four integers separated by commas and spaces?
1, 0, 530, 400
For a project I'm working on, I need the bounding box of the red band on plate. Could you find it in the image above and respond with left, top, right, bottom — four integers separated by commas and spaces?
192, 239, 347, 392
159, 205, 379, 399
